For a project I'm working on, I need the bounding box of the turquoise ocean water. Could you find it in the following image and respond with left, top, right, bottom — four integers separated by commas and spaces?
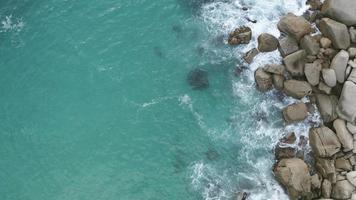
0, 0, 315, 199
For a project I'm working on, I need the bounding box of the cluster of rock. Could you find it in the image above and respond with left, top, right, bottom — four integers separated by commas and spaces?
246, 0, 356, 199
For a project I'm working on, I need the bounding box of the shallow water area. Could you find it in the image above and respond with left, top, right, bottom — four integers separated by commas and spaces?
0, 0, 315, 200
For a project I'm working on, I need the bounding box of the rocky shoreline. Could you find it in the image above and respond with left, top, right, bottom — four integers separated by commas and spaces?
232, 0, 356, 199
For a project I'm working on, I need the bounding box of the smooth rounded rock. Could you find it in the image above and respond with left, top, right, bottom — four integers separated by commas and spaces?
330, 50, 349, 83
322, 68, 337, 87
258, 33, 279, 52
309, 126, 341, 158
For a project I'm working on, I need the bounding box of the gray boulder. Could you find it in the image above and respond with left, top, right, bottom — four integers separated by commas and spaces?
283, 50, 306, 77
348, 69, 356, 83
335, 157, 352, 171
321, 0, 356, 26
333, 119, 353, 152
315, 94, 338, 123
258, 33, 278, 52
305, 61, 322, 86
319, 18, 351, 49
337, 81, 356, 123
322, 68, 337, 87
284, 80, 312, 99
278, 13, 312, 41
254, 68, 272, 91
300, 35, 320, 55
274, 158, 311, 200
278, 36, 299, 57
282, 103, 308, 123
309, 126, 341, 158
332, 180, 355, 199
330, 50, 349, 83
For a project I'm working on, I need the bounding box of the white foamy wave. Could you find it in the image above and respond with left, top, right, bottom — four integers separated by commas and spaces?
1, 15, 24, 32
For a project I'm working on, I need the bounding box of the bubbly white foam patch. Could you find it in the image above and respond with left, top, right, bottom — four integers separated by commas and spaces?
0, 15, 24, 32
188, 0, 322, 199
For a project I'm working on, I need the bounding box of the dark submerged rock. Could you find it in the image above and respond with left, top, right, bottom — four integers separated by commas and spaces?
187, 68, 209, 90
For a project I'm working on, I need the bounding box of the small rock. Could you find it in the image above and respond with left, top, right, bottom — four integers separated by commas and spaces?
307, 0, 322, 11
282, 103, 308, 123
258, 33, 279, 52
264, 64, 285, 75
322, 179, 332, 198
347, 122, 356, 134
347, 171, 356, 187
236, 191, 248, 200
228, 26, 252, 45
275, 145, 296, 160
278, 36, 299, 57
318, 82, 332, 94
319, 18, 351, 49
300, 35, 320, 55
330, 50, 349, 83
322, 68, 337, 87
254, 68, 272, 91
349, 47, 356, 58
278, 13, 312, 41
350, 27, 356, 43
309, 126, 341, 158
335, 157, 352, 171
337, 81, 356, 123
305, 61, 322, 86
281, 132, 297, 144
333, 119, 353, 152
272, 74, 284, 90
283, 50, 307, 77
320, 37, 332, 48
243, 48, 259, 64
284, 80, 312, 99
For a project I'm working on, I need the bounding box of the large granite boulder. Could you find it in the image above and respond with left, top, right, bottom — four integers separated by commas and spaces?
332, 180, 355, 199
283, 50, 307, 77
322, 68, 337, 87
333, 119, 353, 152
274, 158, 311, 200
322, 0, 356, 26
243, 48, 259, 64
278, 36, 299, 57
315, 94, 338, 123
228, 26, 252, 45
258, 33, 278, 52
350, 27, 356, 43
282, 103, 308, 123
278, 13, 312, 41
284, 80, 312, 99
309, 126, 341, 158
322, 179, 332, 198
304, 61, 322, 86
330, 50, 349, 83
300, 35, 320, 56
254, 68, 272, 91
337, 81, 356, 123
319, 18, 351, 49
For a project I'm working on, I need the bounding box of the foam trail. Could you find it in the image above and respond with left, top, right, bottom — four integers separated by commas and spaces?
188, 0, 321, 200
